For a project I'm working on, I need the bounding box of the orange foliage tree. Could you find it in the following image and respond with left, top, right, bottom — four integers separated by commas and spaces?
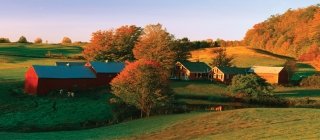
83, 25, 142, 61
133, 24, 176, 72
244, 5, 320, 60
111, 60, 173, 117
61, 37, 72, 44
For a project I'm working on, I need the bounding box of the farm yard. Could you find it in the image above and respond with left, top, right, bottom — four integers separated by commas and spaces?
1, 42, 320, 139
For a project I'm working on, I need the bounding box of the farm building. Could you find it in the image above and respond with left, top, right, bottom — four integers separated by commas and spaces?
24, 65, 97, 95
87, 62, 125, 86
210, 66, 248, 83
172, 61, 211, 80
25, 62, 125, 95
248, 66, 288, 84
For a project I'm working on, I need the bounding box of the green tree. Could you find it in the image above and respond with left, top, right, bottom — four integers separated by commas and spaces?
229, 74, 274, 97
111, 60, 173, 117
17, 36, 28, 43
133, 24, 176, 72
83, 25, 142, 61
0, 38, 10, 43
209, 48, 233, 67
61, 37, 72, 44
172, 37, 192, 61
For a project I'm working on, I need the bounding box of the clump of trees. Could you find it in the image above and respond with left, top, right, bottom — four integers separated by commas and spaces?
83, 25, 142, 61
229, 74, 274, 97
111, 60, 173, 117
61, 37, 72, 44
244, 5, 320, 60
34, 38, 43, 44
209, 48, 233, 67
17, 36, 28, 43
0, 38, 10, 43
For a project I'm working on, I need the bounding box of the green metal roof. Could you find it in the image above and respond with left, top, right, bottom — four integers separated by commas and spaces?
216, 66, 248, 75
32, 65, 96, 79
90, 62, 125, 73
178, 61, 211, 73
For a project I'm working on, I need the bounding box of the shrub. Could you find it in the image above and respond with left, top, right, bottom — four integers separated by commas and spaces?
0, 37, 10, 43
300, 75, 320, 88
17, 36, 28, 43
229, 74, 274, 97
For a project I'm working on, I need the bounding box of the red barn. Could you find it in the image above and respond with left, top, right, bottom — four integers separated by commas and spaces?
88, 62, 125, 86
24, 62, 125, 95
25, 65, 97, 95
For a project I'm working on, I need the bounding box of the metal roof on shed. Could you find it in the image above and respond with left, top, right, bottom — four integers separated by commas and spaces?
248, 66, 284, 74
90, 62, 125, 73
32, 65, 96, 79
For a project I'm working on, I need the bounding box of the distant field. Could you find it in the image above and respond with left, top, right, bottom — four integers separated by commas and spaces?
190, 46, 288, 67
2, 108, 320, 140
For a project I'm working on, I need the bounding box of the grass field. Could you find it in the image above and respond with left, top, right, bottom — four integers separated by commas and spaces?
0, 43, 119, 132
1, 108, 320, 140
1, 43, 320, 138
190, 46, 288, 67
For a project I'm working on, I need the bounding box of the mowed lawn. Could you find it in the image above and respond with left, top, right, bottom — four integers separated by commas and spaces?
1, 108, 320, 140
190, 46, 288, 67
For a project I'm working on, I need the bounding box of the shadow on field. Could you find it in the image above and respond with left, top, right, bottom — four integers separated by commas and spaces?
276, 89, 320, 98
250, 48, 294, 60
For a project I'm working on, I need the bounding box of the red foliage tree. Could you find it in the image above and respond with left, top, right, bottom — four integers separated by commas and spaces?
111, 59, 173, 117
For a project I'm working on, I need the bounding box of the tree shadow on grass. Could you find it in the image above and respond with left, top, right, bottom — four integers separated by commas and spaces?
275, 89, 320, 98
249, 48, 294, 60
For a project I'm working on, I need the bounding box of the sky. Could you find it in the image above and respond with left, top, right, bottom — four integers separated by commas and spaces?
0, 0, 319, 43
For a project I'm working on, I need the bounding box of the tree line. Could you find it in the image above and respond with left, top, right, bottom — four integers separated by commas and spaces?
0, 36, 73, 44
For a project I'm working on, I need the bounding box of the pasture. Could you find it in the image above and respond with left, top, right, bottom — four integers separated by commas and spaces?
190, 46, 288, 67
0, 43, 119, 132
1, 108, 320, 140
1, 43, 320, 138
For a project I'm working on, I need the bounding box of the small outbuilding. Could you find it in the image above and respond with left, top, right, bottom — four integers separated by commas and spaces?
172, 61, 211, 80
248, 66, 289, 84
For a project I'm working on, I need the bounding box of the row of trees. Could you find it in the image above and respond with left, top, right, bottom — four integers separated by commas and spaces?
0, 36, 73, 44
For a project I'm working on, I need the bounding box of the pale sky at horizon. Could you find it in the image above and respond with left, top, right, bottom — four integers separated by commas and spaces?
0, 0, 319, 43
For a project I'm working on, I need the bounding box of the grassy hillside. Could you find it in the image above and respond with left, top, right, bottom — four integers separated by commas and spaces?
1, 108, 320, 139
190, 46, 288, 67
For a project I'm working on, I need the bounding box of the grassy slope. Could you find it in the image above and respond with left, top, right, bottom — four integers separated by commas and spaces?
2, 108, 320, 140
190, 46, 288, 67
